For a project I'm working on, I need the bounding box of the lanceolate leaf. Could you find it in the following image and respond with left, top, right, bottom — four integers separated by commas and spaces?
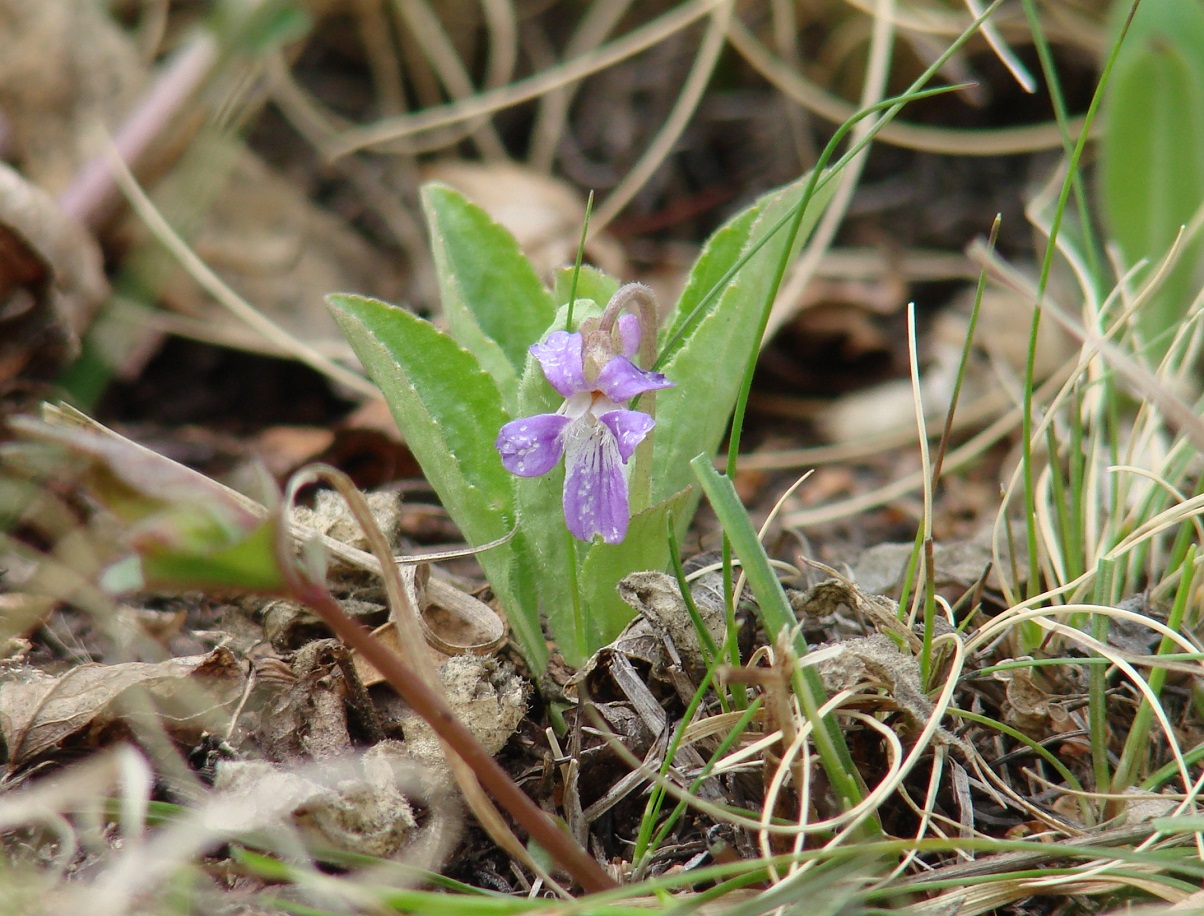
422, 184, 556, 410
327, 294, 514, 541
326, 293, 549, 668
1100, 0, 1204, 346
651, 173, 835, 510
659, 203, 762, 364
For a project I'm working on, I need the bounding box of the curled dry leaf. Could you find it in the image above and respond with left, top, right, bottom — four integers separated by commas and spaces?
615, 570, 726, 683
0, 162, 107, 382
995, 665, 1077, 739
0, 646, 244, 769
791, 575, 924, 652
815, 634, 933, 729
368, 565, 506, 668
288, 490, 506, 672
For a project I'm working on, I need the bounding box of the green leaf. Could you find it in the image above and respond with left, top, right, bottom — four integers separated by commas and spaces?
1101, 0, 1204, 345
422, 184, 556, 409
328, 293, 513, 542
652, 173, 835, 511
570, 489, 691, 664
137, 516, 287, 593
660, 203, 762, 362
328, 293, 551, 668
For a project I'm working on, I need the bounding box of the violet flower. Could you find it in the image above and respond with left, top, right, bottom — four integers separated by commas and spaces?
496, 314, 672, 544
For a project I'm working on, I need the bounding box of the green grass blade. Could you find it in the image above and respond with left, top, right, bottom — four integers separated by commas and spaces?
690, 455, 878, 836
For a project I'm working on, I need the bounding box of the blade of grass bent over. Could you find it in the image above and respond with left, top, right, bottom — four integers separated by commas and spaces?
691, 454, 878, 837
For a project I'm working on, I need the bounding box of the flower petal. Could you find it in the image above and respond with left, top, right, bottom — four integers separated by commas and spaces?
530, 331, 587, 398
595, 355, 674, 402
599, 409, 654, 463
617, 313, 640, 359
562, 419, 628, 544
496, 413, 571, 477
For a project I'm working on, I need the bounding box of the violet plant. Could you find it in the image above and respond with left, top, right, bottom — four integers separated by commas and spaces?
497, 292, 672, 545
328, 175, 832, 670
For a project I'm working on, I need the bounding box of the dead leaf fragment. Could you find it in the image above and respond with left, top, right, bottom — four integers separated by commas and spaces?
995, 664, 1076, 738
616, 570, 726, 682
0, 647, 244, 769
0, 162, 107, 381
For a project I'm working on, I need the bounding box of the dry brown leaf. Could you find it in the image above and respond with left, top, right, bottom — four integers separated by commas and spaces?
0, 0, 145, 193
0, 162, 107, 381
615, 570, 726, 683
995, 665, 1076, 737
0, 646, 244, 769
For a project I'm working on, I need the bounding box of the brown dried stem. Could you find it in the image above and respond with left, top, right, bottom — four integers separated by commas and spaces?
275, 468, 616, 894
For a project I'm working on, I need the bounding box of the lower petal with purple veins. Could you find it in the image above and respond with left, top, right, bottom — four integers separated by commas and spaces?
599, 409, 655, 463
496, 413, 571, 477
562, 419, 629, 544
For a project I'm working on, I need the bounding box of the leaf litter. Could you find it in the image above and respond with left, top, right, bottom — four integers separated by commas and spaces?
2, 2, 1203, 913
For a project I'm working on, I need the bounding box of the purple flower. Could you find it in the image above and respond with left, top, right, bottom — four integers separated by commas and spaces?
496, 317, 673, 544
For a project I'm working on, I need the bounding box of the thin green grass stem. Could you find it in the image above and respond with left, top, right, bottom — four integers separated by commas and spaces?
691, 455, 878, 836
1144, 738, 1204, 792
1019, 0, 1136, 604
666, 522, 721, 667
719, 535, 746, 710
920, 538, 937, 686
949, 708, 1091, 824
1043, 423, 1073, 590
638, 698, 764, 872
1020, 0, 1104, 289
895, 526, 924, 624
1111, 544, 1198, 799
631, 663, 721, 867
1066, 383, 1086, 583
1089, 557, 1116, 801
564, 190, 593, 331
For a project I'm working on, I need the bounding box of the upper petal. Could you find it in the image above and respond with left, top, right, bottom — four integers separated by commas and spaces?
616, 313, 641, 359
599, 409, 655, 463
530, 331, 587, 398
496, 413, 571, 477
595, 355, 674, 402
562, 419, 629, 544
